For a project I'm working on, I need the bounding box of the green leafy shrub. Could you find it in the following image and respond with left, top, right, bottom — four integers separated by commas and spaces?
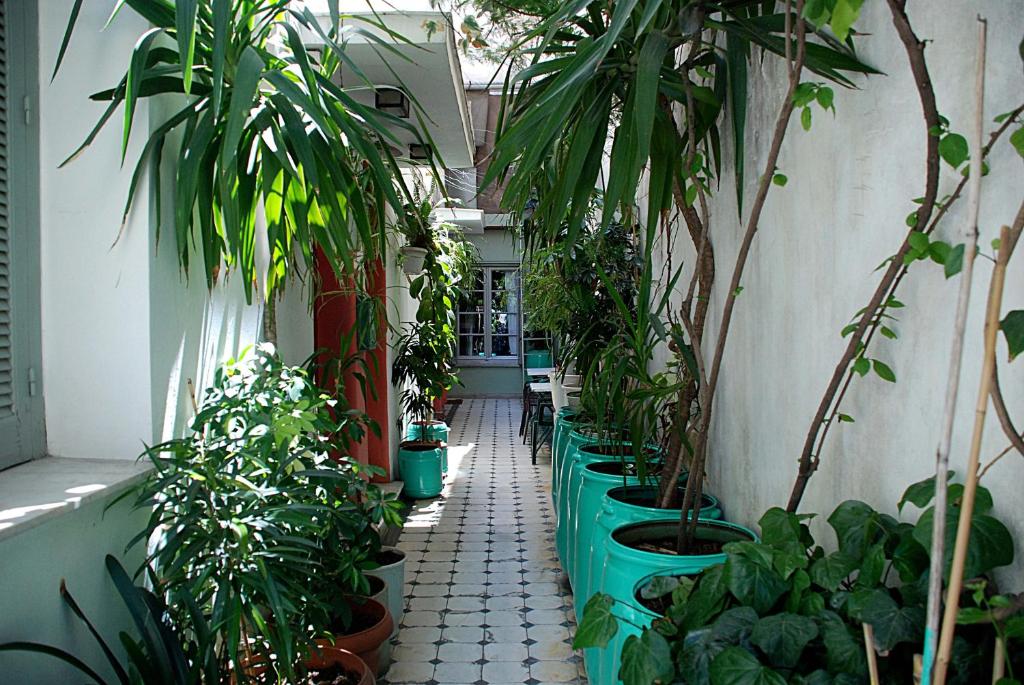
129, 346, 400, 681
577, 475, 1021, 684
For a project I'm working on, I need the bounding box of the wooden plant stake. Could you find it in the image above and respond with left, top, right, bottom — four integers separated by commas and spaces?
933, 224, 1012, 682
921, 17, 987, 683
992, 636, 1006, 683
863, 623, 880, 685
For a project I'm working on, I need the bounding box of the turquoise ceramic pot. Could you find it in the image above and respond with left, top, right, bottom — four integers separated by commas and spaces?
564, 443, 644, 587
407, 421, 449, 473
555, 429, 601, 566
551, 409, 578, 509
578, 485, 723, 623
569, 461, 645, 591
398, 443, 443, 498
586, 519, 757, 685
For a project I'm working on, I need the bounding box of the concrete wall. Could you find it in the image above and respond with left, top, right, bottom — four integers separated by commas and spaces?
0, 489, 149, 682
649, 1, 1024, 579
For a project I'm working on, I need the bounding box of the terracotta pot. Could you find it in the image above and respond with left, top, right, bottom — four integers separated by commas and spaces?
318, 597, 393, 677
236, 645, 375, 685
306, 645, 376, 685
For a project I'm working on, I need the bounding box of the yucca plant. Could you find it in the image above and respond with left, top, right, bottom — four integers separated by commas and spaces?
56, 0, 431, 303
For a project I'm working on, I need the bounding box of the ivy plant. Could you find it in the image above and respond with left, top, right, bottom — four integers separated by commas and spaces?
576, 475, 1019, 684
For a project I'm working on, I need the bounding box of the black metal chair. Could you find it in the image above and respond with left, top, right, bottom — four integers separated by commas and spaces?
530, 400, 555, 464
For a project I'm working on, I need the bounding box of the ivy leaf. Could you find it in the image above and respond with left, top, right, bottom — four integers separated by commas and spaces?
819, 611, 867, 676
758, 508, 810, 556
726, 543, 789, 614
872, 359, 896, 383
898, 471, 953, 511
810, 551, 858, 591
1000, 310, 1024, 361
801, 107, 812, 131
1010, 126, 1024, 158
852, 357, 870, 376
855, 542, 886, 589
913, 507, 1014, 580
619, 631, 673, 685
816, 87, 835, 112
640, 575, 680, 600
907, 231, 929, 252
944, 243, 965, 278
848, 588, 924, 652
573, 593, 618, 648
939, 133, 969, 168
751, 613, 819, 669
827, 500, 895, 558
772, 173, 788, 187
678, 565, 730, 632
710, 646, 786, 685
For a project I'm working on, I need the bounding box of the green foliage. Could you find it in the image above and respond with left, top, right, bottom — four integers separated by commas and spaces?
522, 218, 640, 374
129, 346, 400, 681
1001, 310, 1024, 362
582, 481, 1019, 684
393, 215, 476, 425
0, 556, 220, 685
483, 0, 878, 252
56, 0, 425, 302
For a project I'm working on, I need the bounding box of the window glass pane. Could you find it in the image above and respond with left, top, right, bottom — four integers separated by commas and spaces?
491, 335, 518, 357
491, 269, 517, 291
459, 336, 485, 357
461, 289, 485, 310
491, 289, 519, 315
458, 312, 483, 335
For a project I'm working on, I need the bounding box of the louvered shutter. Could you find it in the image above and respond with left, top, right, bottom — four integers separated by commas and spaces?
0, 0, 44, 469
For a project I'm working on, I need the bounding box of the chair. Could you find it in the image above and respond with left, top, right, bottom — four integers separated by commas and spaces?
530, 400, 555, 465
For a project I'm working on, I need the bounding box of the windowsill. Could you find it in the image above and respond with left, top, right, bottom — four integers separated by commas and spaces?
0, 457, 152, 543
457, 358, 521, 368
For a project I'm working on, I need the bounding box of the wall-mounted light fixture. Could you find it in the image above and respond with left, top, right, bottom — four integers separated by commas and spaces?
375, 88, 410, 118
409, 144, 432, 161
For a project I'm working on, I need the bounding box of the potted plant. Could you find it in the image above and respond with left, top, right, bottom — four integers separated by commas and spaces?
366, 548, 407, 640
576, 477, 1021, 684
396, 198, 434, 275
126, 347, 400, 682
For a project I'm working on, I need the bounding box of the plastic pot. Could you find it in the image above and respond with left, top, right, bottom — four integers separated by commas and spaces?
398, 442, 442, 498
407, 420, 449, 474
578, 485, 723, 624
551, 409, 578, 507
319, 597, 394, 677
585, 519, 757, 685
562, 443, 641, 583
400, 246, 428, 275
365, 548, 405, 639
554, 428, 602, 565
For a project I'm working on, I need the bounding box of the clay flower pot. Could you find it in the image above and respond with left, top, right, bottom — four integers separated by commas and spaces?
318, 597, 393, 677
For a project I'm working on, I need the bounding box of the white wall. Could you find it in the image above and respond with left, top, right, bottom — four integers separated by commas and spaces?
39, 1, 155, 460
650, 1, 1024, 579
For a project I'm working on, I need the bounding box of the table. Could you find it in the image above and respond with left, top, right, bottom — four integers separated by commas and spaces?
528, 382, 552, 393
525, 367, 555, 378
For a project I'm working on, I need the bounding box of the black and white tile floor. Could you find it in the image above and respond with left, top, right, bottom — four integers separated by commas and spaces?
384, 399, 585, 685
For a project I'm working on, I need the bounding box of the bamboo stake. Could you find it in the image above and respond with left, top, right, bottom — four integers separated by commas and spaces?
992, 636, 1006, 683
933, 223, 1012, 682
921, 17, 987, 684
863, 623, 881, 685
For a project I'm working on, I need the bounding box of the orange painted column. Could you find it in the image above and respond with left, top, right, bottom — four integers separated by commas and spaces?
313, 250, 391, 480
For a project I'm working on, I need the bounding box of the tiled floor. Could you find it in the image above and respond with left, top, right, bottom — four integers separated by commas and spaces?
383, 398, 585, 685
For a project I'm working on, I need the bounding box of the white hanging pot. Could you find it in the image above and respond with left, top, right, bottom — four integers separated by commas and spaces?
549, 370, 566, 411
400, 246, 428, 275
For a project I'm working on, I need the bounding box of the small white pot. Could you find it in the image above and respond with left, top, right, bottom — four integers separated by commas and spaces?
366, 547, 406, 639
549, 371, 566, 411
400, 246, 428, 275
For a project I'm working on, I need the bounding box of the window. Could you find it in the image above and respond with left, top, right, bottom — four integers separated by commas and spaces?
457, 265, 521, 364
0, 0, 45, 470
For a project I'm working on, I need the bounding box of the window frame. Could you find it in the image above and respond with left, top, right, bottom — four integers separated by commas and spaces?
456, 263, 522, 367
0, 0, 45, 470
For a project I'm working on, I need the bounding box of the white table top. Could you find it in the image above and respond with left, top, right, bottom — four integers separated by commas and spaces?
528, 382, 552, 393
526, 367, 555, 377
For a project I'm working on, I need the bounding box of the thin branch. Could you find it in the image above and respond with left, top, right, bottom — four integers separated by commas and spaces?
788, 0, 942, 512
677, 0, 807, 552
989, 198, 1024, 458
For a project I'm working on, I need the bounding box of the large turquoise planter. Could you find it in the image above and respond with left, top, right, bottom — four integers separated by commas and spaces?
568, 461, 645, 589
554, 429, 602, 566
551, 411, 581, 510
407, 421, 449, 474
578, 485, 723, 624
563, 443, 641, 585
398, 443, 443, 498
585, 519, 757, 685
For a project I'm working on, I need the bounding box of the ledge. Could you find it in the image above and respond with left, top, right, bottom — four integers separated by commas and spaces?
0, 457, 152, 543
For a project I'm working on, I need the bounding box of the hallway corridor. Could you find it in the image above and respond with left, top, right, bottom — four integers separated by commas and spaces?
384, 399, 585, 684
